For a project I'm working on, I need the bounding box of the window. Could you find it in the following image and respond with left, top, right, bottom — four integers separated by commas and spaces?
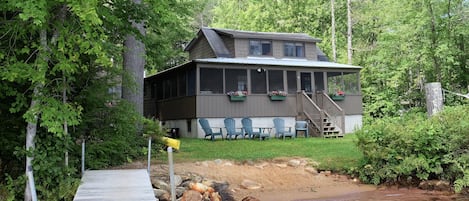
249, 40, 272, 56
200, 68, 223, 94
268, 70, 284, 92
251, 69, 267, 94
284, 42, 305, 57
287, 71, 297, 94
300, 72, 311, 92
327, 71, 360, 95
225, 69, 247, 92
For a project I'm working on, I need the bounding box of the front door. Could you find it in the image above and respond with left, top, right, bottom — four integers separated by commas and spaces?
300, 72, 312, 94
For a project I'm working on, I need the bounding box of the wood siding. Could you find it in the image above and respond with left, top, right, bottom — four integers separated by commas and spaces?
189, 36, 216, 60
312, 94, 363, 115
157, 96, 196, 120
196, 95, 297, 118
234, 38, 249, 58
305, 43, 317, 60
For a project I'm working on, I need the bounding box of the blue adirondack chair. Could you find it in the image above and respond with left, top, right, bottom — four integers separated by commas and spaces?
199, 118, 223, 141
273, 118, 295, 140
242, 117, 269, 140
224, 118, 244, 140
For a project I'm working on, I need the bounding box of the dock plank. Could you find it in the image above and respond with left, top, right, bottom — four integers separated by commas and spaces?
74, 169, 156, 201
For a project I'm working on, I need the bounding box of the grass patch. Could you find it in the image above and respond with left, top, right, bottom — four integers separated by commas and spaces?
155, 134, 362, 172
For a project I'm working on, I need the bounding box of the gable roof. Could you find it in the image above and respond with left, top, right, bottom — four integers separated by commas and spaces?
185, 27, 323, 54
201, 28, 232, 57
212, 28, 322, 43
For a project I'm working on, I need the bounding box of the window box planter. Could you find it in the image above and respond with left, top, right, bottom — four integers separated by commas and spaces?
229, 95, 246, 102
268, 90, 287, 101
330, 95, 345, 101
270, 95, 286, 101
227, 91, 247, 102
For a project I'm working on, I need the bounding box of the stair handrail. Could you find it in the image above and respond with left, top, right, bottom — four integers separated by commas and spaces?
320, 91, 345, 134
298, 91, 324, 136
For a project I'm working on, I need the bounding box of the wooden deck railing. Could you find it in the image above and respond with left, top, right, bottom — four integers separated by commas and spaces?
298, 91, 323, 136
318, 92, 345, 134
298, 91, 345, 136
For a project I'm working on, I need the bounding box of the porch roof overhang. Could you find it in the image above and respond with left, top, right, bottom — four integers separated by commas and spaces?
194, 57, 362, 69
146, 57, 361, 80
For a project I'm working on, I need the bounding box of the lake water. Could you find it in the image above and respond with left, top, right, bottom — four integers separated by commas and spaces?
297, 188, 469, 201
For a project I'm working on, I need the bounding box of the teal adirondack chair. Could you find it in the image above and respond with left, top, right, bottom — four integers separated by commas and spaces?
273, 118, 295, 140
199, 118, 223, 141
224, 118, 244, 140
242, 117, 269, 140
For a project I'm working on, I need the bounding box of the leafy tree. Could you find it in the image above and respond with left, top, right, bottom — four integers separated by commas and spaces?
354, 0, 469, 119
0, 0, 196, 199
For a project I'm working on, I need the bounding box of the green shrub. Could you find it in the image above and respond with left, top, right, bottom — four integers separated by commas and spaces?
75, 101, 146, 169
354, 105, 469, 192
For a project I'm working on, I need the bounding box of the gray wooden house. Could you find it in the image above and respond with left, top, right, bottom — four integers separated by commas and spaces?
144, 27, 362, 138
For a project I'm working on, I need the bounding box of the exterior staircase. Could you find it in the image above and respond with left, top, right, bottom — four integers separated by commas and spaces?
322, 118, 342, 138
297, 91, 344, 138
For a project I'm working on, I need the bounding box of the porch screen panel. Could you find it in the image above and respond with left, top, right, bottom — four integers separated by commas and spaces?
327, 72, 343, 94
287, 71, 297, 94
169, 76, 177, 98
225, 69, 247, 92
151, 82, 156, 98
200, 68, 223, 94
178, 71, 186, 96
314, 72, 324, 92
268, 70, 284, 91
187, 68, 196, 96
343, 72, 360, 95
250, 69, 267, 94
156, 80, 163, 100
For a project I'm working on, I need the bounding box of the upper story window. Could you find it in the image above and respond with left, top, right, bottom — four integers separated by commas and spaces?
284, 42, 305, 57
249, 40, 272, 56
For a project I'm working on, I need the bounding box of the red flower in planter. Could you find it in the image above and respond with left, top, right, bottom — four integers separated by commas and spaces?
336, 90, 345, 96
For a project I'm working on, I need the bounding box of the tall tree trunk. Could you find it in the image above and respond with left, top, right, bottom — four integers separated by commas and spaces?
63, 76, 68, 167
428, 1, 441, 82
123, 0, 145, 116
347, 0, 353, 64
331, 0, 337, 62
24, 6, 67, 200
24, 29, 48, 201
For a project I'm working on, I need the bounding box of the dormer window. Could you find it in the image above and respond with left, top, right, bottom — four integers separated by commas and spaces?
249, 40, 272, 56
284, 42, 305, 57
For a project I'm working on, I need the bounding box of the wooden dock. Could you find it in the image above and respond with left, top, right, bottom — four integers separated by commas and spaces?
73, 169, 156, 201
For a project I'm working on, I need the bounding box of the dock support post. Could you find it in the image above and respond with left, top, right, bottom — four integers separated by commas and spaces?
168, 147, 176, 201
147, 137, 152, 174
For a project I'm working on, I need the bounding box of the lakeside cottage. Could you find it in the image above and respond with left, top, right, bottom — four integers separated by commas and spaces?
144, 27, 362, 138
